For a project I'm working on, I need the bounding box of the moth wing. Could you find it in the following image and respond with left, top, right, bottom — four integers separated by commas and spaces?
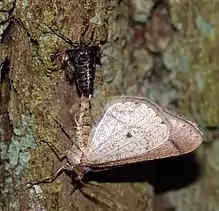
143, 108, 203, 160
111, 97, 203, 159
84, 98, 172, 165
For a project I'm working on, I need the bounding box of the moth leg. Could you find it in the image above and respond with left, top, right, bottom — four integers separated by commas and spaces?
40, 140, 67, 161
46, 25, 77, 47
51, 114, 74, 140
26, 163, 73, 189
51, 114, 83, 153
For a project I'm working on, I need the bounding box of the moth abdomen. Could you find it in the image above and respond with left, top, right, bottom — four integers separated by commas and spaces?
65, 46, 100, 98
74, 65, 95, 98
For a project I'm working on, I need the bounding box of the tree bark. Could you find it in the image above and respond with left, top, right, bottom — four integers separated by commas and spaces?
0, 0, 154, 210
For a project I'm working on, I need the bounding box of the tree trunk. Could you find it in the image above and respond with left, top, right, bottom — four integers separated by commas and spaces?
3, 0, 218, 210
0, 0, 154, 210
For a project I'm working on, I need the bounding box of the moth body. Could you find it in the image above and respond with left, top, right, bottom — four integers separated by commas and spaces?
29, 96, 203, 190
63, 46, 100, 97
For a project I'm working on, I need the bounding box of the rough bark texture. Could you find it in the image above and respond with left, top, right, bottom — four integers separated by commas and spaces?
0, 0, 153, 210
1, 0, 219, 211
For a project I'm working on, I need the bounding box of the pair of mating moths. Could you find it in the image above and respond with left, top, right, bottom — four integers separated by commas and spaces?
38, 96, 203, 182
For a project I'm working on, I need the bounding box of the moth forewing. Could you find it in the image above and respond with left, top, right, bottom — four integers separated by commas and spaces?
112, 95, 203, 139
83, 97, 172, 166
117, 96, 203, 156
82, 96, 203, 167
125, 97, 202, 159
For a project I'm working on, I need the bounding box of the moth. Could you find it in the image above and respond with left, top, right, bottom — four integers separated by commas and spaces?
62, 46, 100, 98
28, 96, 203, 189
48, 26, 101, 98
